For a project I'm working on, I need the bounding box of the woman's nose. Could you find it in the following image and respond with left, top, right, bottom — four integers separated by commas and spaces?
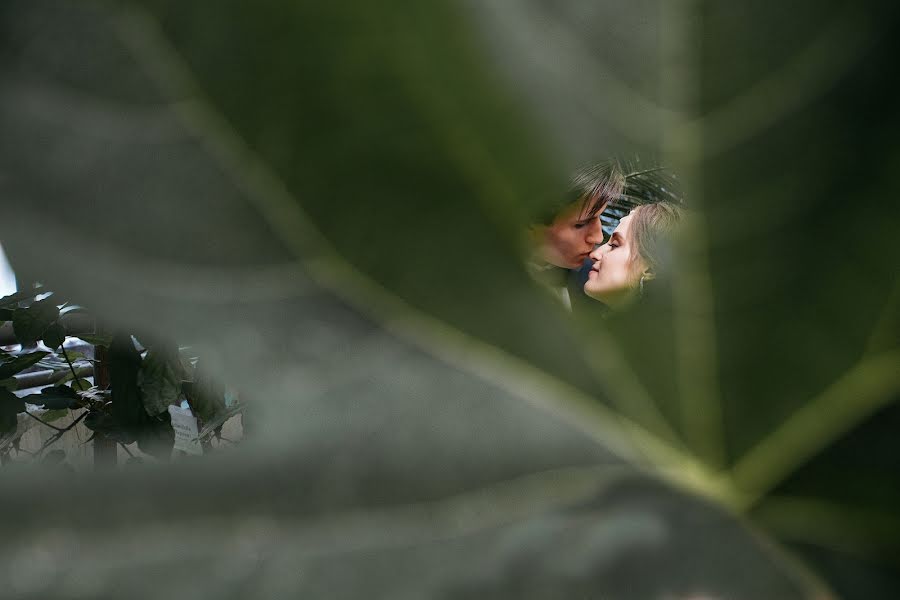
589, 245, 602, 261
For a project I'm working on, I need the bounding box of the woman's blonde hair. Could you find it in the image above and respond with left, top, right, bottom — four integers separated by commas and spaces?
628, 202, 683, 277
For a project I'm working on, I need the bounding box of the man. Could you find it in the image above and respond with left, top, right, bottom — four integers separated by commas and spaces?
528, 161, 625, 309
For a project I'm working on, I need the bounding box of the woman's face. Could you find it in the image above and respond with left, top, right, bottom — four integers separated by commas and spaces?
583, 214, 647, 306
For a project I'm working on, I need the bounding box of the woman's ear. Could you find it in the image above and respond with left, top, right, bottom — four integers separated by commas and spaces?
642, 267, 656, 282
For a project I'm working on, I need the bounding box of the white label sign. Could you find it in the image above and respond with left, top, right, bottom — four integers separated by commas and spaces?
168, 404, 203, 455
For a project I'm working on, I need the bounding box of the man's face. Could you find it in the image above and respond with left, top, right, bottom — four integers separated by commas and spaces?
541, 201, 606, 269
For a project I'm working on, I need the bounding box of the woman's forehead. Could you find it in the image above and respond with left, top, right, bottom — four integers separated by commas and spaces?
614, 213, 633, 234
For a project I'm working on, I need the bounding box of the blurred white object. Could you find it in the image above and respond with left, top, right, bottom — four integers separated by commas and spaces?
0, 243, 15, 296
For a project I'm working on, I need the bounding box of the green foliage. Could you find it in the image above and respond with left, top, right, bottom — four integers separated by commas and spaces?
21, 385, 82, 410
76, 333, 113, 347
0, 351, 49, 380
41, 322, 66, 350
39, 408, 69, 423
138, 344, 185, 416
0, 290, 38, 308
0, 294, 233, 462
11, 296, 59, 345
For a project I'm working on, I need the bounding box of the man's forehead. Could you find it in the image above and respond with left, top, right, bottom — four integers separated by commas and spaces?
557, 197, 607, 222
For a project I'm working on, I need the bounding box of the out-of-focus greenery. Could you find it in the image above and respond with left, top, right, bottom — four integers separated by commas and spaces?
0, 0, 898, 598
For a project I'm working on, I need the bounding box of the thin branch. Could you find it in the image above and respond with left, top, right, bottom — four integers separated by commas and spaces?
36, 410, 89, 454
118, 442, 135, 458
26, 411, 65, 432
58, 343, 86, 391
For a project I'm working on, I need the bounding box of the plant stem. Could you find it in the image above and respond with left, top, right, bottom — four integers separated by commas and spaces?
58, 343, 85, 391
37, 410, 88, 454
118, 442, 135, 458
26, 411, 65, 432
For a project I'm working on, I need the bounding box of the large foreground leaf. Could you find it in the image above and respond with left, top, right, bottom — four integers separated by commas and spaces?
0, 0, 898, 597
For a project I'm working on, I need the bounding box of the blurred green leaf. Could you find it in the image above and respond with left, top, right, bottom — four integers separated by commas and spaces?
39, 408, 69, 423
76, 333, 113, 347
0, 0, 898, 597
41, 322, 66, 350
0, 351, 49, 379
12, 297, 59, 345
0, 290, 37, 309
21, 384, 81, 410
70, 378, 93, 392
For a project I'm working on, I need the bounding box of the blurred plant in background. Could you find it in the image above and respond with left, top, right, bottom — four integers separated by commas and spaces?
0, 288, 240, 467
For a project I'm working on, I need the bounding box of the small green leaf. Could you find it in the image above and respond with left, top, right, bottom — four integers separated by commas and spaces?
76, 333, 113, 347
42, 322, 66, 350
82, 410, 106, 432
69, 379, 92, 392
12, 298, 60, 345
22, 385, 81, 410
0, 351, 49, 379
39, 409, 69, 423
61, 351, 90, 363
55, 370, 75, 385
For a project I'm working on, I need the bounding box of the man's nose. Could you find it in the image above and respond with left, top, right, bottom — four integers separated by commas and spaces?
585, 218, 603, 244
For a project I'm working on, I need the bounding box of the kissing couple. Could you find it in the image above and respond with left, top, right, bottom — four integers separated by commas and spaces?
527, 160, 683, 312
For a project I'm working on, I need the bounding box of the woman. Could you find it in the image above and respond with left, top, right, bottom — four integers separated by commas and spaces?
583, 202, 682, 309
